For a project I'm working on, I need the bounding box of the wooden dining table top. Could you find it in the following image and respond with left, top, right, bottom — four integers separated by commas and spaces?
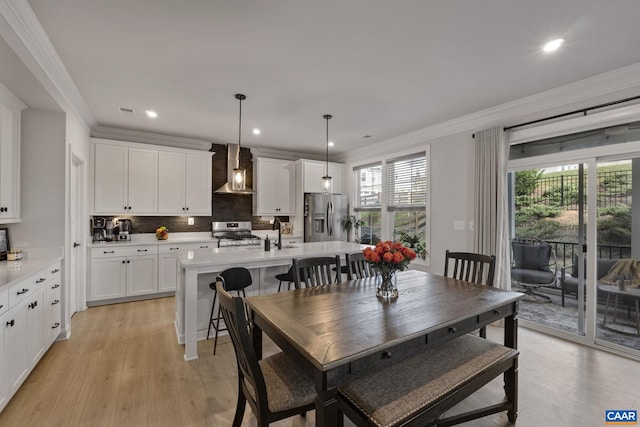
246, 269, 524, 372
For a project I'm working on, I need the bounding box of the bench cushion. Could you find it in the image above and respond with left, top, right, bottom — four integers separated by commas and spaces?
338, 334, 518, 427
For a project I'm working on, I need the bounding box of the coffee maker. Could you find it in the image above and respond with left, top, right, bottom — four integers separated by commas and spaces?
115, 218, 132, 241
92, 217, 106, 242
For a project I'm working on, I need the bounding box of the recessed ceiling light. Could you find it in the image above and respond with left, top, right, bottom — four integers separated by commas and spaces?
145, 110, 158, 118
252, 128, 261, 135
543, 38, 564, 53
328, 141, 335, 147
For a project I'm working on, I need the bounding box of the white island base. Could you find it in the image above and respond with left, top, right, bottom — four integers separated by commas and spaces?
176, 241, 366, 360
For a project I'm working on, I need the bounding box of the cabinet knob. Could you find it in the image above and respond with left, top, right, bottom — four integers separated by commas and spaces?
185, 207, 189, 211
169, 247, 179, 250
127, 260, 130, 264
52, 322, 60, 329
17, 288, 29, 295
122, 260, 125, 264
52, 284, 60, 289
52, 268, 60, 273
200, 245, 208, 249
36, 278, 46, 283
104, 251, 115, 254
137, 249, 148, 252
448, 326, 457, 333
128, 206, 132, 210
52, 300, 60, 305
6, 319, 14, 327
0, 304, 3, 309
382, 351, 392, 359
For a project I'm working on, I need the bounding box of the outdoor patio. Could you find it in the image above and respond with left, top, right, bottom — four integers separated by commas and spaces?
513, 284, 640, 351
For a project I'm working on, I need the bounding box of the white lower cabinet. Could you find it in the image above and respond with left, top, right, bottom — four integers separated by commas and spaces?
1, 259, 61, 413
89, 246, 158, 302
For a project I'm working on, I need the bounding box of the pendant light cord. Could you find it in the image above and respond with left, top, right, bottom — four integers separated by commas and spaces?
235, 93, 246, 167
324, 114, 332, 175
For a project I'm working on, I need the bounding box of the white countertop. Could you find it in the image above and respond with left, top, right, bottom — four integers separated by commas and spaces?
88, 232, 217, 248
178, 241, 367, 269
0, 257, 62, 289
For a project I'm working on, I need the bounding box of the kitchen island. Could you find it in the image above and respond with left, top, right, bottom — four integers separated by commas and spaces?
176, 241, 366, 360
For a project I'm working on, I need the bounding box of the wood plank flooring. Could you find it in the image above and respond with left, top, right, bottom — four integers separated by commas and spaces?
1, 296, 638, 426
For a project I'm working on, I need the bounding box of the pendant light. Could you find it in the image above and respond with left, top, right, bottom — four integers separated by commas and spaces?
322, 114, 333, 195
232, 93, 247, 191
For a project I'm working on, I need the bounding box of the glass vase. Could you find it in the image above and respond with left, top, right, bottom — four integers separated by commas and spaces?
376, 270, 399, 299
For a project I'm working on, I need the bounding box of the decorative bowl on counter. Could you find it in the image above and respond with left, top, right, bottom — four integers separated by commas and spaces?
156, 226, 169, 240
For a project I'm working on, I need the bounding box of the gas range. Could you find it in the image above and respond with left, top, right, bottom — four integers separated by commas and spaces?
212, 221, 262, 247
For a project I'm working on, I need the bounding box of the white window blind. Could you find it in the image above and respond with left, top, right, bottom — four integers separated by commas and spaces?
353, 163, 382, 211
386, 153, 427, 211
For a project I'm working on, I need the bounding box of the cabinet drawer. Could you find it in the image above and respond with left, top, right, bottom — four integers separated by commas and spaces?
0, 287, 8, 315
9, 274, 45, 308
91, 245, 158, 258
158, 244, 188, 255
426, 316, 479, 345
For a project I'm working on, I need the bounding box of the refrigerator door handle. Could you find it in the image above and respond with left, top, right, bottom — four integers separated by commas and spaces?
327, 200, 334, 236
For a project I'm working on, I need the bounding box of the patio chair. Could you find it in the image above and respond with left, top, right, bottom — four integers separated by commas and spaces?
511, 237, 557, 302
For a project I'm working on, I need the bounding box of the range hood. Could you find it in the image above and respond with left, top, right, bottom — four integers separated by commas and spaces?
214, 144, 254, 195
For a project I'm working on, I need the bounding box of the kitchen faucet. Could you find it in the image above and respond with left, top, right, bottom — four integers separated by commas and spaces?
272, 218, 282, 250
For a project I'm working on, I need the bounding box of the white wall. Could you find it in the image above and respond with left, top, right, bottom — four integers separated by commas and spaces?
427, 131, 475, 274
8, 108, 65, 251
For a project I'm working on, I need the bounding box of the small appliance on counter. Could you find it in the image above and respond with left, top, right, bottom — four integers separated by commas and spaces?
92, 217, 106, 242
114, 218, 132, 241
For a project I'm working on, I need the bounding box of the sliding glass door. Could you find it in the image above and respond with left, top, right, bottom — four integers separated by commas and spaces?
510, 163, 587, 338
595, 158, 640, 352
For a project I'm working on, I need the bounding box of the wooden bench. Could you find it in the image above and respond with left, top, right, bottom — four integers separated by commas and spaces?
337, 333, 519, 427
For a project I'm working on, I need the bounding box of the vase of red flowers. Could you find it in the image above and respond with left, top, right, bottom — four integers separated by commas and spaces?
363, 241, 417, 299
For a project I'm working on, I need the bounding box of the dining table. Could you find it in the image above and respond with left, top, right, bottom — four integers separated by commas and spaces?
246, 269, 525, 426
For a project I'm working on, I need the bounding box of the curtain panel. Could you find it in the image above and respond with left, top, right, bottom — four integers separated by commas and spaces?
473, 127, 511, 290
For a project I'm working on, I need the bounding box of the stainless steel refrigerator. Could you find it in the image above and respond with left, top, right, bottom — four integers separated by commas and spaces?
304, 193, 348, 242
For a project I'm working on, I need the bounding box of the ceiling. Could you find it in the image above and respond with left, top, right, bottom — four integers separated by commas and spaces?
24, 0, 640, 155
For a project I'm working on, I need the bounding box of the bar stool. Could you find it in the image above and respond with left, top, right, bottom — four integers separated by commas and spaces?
275, 266, 295, 292
207, 267, 252, 355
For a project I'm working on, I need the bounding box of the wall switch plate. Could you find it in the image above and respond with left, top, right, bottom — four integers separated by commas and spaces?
454, 220, 466, 230
188, 217, 194, 225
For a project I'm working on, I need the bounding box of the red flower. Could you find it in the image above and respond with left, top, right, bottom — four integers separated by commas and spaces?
362, 240, 416, 275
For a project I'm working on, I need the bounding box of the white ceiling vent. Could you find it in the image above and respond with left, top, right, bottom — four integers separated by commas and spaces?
119, 107, 135, 115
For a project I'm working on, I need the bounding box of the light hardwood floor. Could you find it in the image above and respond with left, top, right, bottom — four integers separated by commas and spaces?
1, 296, 638, 427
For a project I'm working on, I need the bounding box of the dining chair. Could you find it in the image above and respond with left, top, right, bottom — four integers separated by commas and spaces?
444, 250, 496, 338
292, 255, 342, 288
207, 267, 252, 355
345, 252, 378, 280
216, 282, 316, 427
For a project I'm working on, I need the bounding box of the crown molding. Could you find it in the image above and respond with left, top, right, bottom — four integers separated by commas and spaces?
91, 126, 212, 151
0, 80, 26, 110
0, 0, 95, 130
344, 62, 640, 162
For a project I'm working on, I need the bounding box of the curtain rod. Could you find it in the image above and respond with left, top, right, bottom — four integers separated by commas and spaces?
503, 95, 640, 131
472, 94, 640, 139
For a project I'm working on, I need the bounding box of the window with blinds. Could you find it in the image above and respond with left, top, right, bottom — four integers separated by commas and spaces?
386, 153, 427, 211
353, 163, 382, 211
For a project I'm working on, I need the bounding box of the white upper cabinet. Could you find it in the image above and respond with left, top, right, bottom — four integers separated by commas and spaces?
158, 151, 212, 215
253, 157, 295, 216
299, 159, 344, 194
0, 85, 26, 223
92, 138, 212, 215
93, 142, 157, 214
184, 153, 212, 215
